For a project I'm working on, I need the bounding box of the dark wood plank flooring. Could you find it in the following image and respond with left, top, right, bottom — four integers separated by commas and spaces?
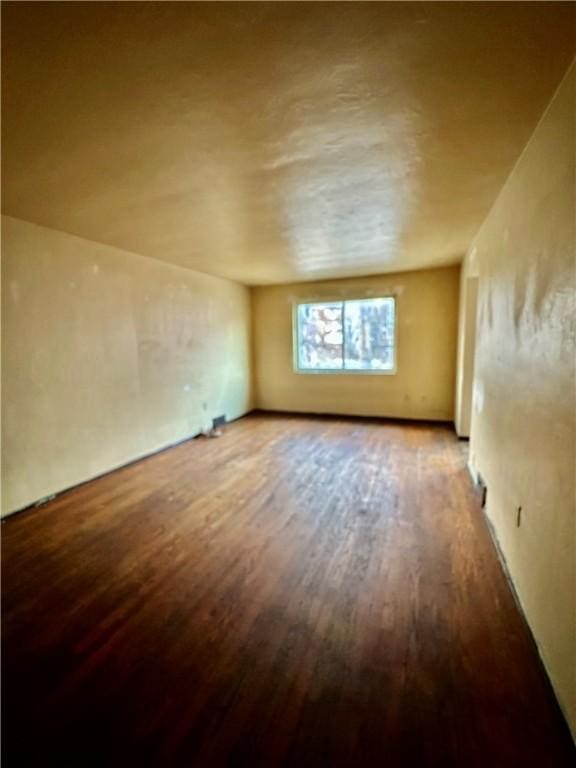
2, 413, 574, 766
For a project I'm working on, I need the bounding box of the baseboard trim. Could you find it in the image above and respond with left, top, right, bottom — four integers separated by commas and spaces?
478, 494, 575, 744
2, 409, 255, 522
252, 407, 456, 430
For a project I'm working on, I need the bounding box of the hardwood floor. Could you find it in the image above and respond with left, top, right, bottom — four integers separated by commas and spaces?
2, 413, 574, 767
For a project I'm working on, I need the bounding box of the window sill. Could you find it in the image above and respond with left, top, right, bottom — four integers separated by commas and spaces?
294, 368, 397, 376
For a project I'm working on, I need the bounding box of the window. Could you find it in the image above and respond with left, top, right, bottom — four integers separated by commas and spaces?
295, 297, 396, 373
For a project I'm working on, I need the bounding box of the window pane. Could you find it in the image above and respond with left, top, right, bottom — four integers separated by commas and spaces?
297, 302, 343, 369
343, 297, 395, 370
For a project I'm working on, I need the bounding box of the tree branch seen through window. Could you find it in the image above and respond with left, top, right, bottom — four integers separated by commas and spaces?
296, 297, 396, 372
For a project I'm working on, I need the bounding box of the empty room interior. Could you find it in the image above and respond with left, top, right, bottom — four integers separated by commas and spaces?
1, 2, 575, 765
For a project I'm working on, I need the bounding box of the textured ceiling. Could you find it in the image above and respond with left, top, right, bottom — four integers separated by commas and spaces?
2, 2, 575, 285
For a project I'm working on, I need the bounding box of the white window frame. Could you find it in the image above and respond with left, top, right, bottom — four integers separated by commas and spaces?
292, 296, 397, 375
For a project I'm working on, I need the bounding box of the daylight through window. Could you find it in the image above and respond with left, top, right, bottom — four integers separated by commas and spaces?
296, 297, 396, 372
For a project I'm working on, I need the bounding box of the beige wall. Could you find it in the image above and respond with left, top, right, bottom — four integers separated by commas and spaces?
1, 216, 253, 516
252, 266, 460, 421
461, 63, 576, 732
454, 272, 479, 437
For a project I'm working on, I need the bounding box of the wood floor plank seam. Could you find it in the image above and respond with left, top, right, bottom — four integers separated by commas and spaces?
2, 413, 574, 766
